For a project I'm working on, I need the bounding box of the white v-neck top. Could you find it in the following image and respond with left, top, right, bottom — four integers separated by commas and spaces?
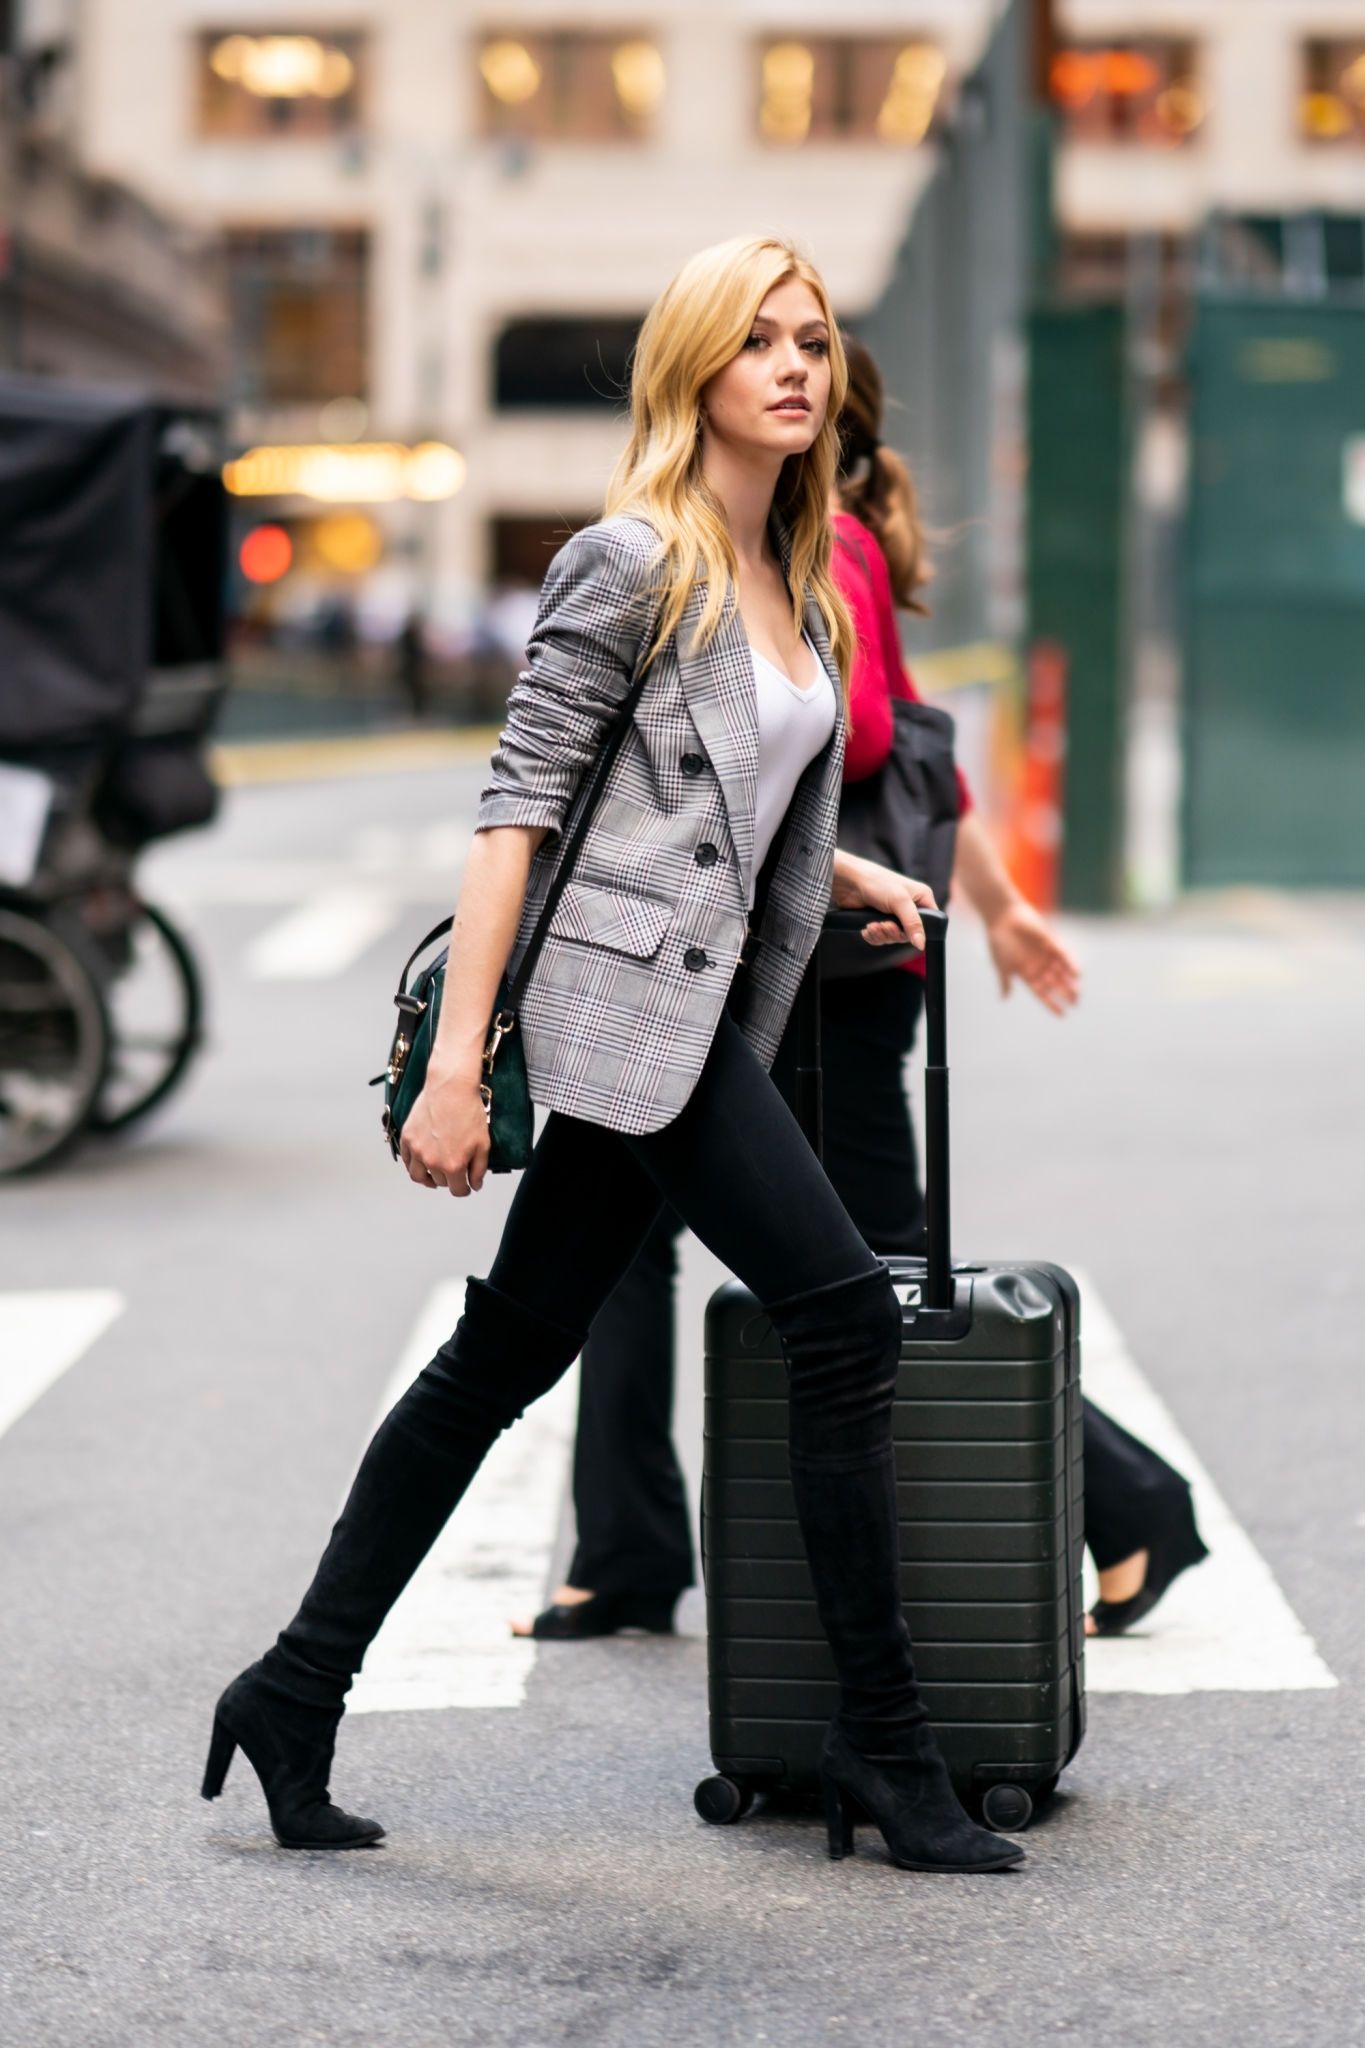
747, 632, 837, 906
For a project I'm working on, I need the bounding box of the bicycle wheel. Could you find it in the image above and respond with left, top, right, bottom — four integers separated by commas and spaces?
0, 907, 111, 1174
89, 899, 205, 1133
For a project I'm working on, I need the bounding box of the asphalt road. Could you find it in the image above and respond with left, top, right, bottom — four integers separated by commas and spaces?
3, 754, 1363, 2048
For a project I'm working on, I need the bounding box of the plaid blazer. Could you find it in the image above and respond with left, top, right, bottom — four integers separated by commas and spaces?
476, 512, 846, 1135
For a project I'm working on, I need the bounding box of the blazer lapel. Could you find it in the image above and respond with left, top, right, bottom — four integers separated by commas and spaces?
673, 513, 843, 900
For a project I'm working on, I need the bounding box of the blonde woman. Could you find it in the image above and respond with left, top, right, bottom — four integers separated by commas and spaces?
203, 237, 1024, 1876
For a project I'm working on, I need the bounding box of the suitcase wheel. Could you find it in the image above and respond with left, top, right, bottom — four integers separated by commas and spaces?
694, 1775, 755, 1825
979, 1783, 1034, 1834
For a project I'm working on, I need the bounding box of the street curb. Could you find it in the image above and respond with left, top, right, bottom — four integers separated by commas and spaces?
210, 726, 501, 787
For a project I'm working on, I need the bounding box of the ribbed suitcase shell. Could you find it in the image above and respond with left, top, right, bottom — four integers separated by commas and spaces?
701, 1255, 1086, 1810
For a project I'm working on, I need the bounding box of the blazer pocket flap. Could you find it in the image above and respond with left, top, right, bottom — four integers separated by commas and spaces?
547, 881, 669, 959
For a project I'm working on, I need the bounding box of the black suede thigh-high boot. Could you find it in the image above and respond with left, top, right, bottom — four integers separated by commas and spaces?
205, 1277, 586, 1848
766, 1264, 1023, 1874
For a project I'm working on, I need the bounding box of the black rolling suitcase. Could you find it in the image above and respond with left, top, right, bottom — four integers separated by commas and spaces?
695, 909, 1085, 1834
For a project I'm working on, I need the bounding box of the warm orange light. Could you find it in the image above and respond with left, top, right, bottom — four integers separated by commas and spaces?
239, 524, 293, 584
480, 38, 541, 106
210, 33, 353, 99
1341, 54, 1365, 108
876, 43, 946, 144
312, 513, 383, 574
223, 441, 466, 503
1156, 80, 1205, 136
611, 39, 665, 116
760, 42, 814, 144
1104, 51, 1160, 96
1050, 51, 1099, 107
1301, 90, 1352, 138
1051, 47, 1161, 107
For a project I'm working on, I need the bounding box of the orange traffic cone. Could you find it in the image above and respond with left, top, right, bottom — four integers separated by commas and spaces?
1005, 640, 1068, 911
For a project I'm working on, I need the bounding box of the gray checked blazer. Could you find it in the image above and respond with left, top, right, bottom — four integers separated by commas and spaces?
476, 511, 846, 1135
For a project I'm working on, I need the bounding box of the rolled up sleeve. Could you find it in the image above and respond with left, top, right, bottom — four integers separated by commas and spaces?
476, 521, 659, 841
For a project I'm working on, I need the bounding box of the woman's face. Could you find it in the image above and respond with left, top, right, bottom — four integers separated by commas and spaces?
699, 277, 832, 463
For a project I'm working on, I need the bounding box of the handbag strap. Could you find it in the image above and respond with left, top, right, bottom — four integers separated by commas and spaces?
396, 601, 660, 1010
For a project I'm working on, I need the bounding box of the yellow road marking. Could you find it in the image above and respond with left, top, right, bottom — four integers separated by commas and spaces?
210, 727, 501, 787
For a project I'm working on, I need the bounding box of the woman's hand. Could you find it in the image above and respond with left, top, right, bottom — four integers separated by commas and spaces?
985, 900, 1081, 1016
831, 850, 937, 950
398, 1058, 491, 1196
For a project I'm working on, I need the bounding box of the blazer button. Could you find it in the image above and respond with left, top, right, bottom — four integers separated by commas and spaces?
680, 752, 705, 777
694, 842, 719, 867
683, 946, 709, 972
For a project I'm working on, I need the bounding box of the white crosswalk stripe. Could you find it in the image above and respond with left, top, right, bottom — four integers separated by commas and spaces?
0, 1291, 124, 1444
338, 1268, 1336, 1718
142, 820, 463, 982
348, 1282, 578, 1716
1075, 1272, 1337, 1694
244, 887, 400, 981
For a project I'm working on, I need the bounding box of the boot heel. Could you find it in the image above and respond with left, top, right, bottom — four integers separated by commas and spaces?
821, 1772, 856, 1859
201, 1714, 236, 1801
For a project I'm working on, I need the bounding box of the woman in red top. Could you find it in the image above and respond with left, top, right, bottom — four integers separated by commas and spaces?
825, 342, 1205, 1639
809, 351, 1082, 1254
515, 342, 1207, 1644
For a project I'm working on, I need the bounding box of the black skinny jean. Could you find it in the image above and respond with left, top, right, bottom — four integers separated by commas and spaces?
487, 1009, 875, 1320
270, 992, 928, 1755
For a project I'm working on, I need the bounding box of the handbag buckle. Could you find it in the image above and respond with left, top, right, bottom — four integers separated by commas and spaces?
386, 1033, 411, 1087
482, 1010, 516, 1076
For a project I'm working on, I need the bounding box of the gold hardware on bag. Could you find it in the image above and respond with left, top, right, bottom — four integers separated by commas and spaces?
482, 1011, 515, 1076
386, 1033, 411, 1087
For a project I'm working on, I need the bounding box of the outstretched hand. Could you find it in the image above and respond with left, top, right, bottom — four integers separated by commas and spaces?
985, 901, 1081, 1016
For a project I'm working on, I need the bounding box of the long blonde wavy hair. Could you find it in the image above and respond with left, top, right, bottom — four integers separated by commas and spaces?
604, 235, 854, 705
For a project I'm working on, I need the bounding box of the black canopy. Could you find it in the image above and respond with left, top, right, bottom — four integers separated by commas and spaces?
0, 377, 156, 750
0, 376, 226, 754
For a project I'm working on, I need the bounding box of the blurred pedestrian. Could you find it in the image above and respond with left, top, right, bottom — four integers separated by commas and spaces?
204, 236, 1023, 1875
396, 608, 428, 717
515, 335, 1207, 1648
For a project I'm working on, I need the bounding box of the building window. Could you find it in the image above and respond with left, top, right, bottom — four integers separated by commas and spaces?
1300, 41, 1365, 144
493, 316, 641, 410
756, 37, 946, 146
478, 32, 664, 142
197, 30, 366, 138
1050, 40, 1204, 146
224, 228, 368, 406
1058, 231, 1193, 301
491, 515, 599, 586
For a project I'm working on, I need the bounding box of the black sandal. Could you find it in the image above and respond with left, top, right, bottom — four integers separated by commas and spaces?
1089, 1519, 1210, 1637
521, 1589, 681, 1640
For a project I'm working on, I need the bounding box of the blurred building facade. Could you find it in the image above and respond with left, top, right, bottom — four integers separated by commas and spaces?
0, 4, 224, 398
8, 0, 1362, 877
58, 0, 1000, 645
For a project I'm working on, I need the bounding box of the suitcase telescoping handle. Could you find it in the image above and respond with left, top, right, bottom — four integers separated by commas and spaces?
813, 906, 952, 1312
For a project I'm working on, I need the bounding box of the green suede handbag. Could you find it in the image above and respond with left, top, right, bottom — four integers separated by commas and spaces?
375, 934, 533, 1172
373, 629, 657, 1174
